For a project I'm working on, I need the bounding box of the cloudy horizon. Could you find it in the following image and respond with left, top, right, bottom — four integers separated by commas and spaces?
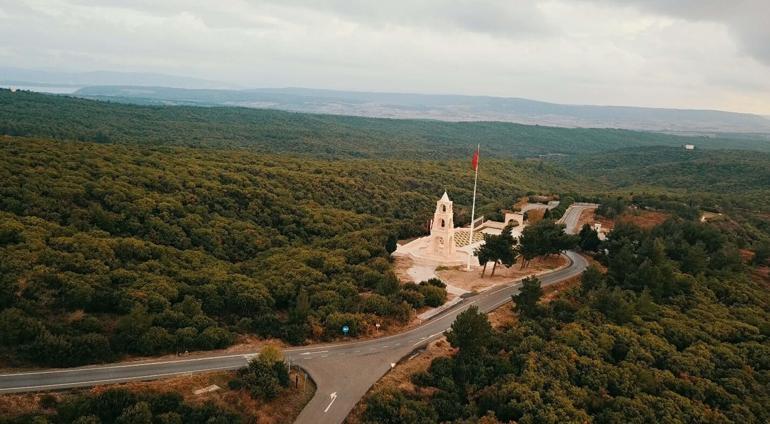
2, 0, 769, 115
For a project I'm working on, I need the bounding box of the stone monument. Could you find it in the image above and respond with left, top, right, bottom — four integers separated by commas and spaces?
430, 191, 455, 257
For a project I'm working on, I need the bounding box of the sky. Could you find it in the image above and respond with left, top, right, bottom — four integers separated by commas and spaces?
1, 0, 769, 115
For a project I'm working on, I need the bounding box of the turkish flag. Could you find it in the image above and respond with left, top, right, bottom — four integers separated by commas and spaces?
471, 148, 479, 171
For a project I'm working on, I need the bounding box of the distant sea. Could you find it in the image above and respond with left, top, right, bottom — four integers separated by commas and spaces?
0, 84, 81, 94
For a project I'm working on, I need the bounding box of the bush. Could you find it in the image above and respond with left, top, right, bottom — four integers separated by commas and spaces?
362, 294, 394, 316
418, 285, 447, 308
421, 278, 446, 289
400, 290, 425, 308
195, 326, 234, 350
364, 389, 438, 424
236, 356, 290, 401
324, 312, 362, 338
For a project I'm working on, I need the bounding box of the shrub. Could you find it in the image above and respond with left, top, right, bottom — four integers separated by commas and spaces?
419, 285, 447, 308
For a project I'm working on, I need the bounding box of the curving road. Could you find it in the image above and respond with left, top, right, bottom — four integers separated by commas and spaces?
557, 202, 598, 234
0, 206, 591, 423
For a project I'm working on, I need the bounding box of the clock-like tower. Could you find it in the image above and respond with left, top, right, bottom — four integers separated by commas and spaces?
430, 192, 455, 257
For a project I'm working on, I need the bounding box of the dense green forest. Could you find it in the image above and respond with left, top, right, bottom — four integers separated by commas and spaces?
562, 147, 770, 247
3, 89, 768, 159
0, 388, 241, 424
0, 136, 580, 366
0, 90, 770, 396
363, 218, 770, 423
563, 146, 770, 194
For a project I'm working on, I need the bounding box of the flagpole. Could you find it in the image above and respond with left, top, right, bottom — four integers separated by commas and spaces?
466, 144, 479, 271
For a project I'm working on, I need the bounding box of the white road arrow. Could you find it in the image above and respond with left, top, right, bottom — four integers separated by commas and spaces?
324, 392, 338, 413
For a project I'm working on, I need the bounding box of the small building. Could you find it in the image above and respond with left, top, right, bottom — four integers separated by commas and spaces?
684, 144, 695, 150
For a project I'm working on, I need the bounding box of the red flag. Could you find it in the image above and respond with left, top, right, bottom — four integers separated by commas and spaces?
471, 147, 479, 171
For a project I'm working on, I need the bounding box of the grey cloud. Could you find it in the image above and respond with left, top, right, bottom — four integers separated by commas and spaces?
589, 0, 770, 65
65, 0, 556, 38
297, 0, 556, 37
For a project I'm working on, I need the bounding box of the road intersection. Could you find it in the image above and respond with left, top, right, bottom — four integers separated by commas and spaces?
0, 206, 592, 423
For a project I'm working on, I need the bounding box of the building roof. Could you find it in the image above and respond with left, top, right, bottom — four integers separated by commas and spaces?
440, 191, 450, 202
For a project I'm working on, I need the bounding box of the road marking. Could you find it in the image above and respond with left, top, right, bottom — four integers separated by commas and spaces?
0, 365, 238, 393
324, 392, 338, 413
300, 350, 328, 356
0, 354, 250, 378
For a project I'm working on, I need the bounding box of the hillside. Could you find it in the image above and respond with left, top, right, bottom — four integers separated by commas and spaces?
564, 147, 770, 192
74, 85, 770, 134
2, 89, 769, 159
361, 216, 770, 423
0, 136, 580, 367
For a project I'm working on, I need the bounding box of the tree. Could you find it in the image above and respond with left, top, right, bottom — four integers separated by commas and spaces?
519, 220, 578, 268
237, 356, 289, 400
512, 277, 543, 318
446, 306, 492, 358
580, 266, 605, 294
291, 287, 310, 323
115, 401, 153, 424
579, 224, 601, 252
475, 223, 518, 277
751, 241, 770, 266
681, 242, 708, 275
364, 389, 437, 424
385, 234, 398, 255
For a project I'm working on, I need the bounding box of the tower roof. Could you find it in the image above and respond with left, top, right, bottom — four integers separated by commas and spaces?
440, 191, 450, 202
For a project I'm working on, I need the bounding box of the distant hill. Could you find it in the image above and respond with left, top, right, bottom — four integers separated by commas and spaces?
2, 89, 769, 160
73, 85, 770, 135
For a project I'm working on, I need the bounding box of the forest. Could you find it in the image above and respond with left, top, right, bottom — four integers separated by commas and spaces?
0, 136, 580, 366
3, 89, 769, 159
0, 89, 768, 422
363, 217, 770, 423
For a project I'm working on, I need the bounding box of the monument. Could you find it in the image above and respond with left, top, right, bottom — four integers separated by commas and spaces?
430, 192, 455, 257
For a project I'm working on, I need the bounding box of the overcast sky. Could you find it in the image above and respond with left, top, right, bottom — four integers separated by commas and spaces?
2, 0, 769, 114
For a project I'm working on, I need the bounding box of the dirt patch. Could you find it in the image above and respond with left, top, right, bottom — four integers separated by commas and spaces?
593, 209, 669, 231
595, 214, 615, 231
0, 369, 315, 423
751, 266, 769, 287
488, 302, 518, 329
392, 255, 415, 283
526, 208, 546, 223
618, 209, 669, 229
739, 249, 755, 263
437, 255, 567, 293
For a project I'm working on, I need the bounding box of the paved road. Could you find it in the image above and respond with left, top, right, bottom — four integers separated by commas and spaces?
293, 250, 587, 424
0, 252, 588, 423
0, 215, 591, 423
558, 203, 598, 234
